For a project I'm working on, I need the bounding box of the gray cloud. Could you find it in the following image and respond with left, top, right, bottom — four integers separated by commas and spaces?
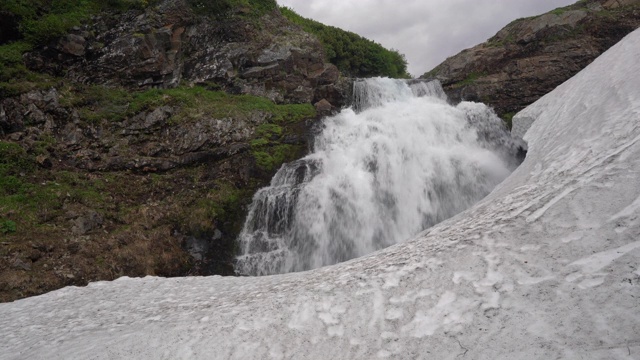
278, 0, 576, 76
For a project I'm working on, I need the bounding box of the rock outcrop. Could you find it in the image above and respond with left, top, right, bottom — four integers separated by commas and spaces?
24, 0, 345, 108
422, 0, 640, 121
0, 0, 351, 302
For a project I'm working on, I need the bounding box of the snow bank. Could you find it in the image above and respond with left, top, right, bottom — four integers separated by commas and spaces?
2, 29, 640, 360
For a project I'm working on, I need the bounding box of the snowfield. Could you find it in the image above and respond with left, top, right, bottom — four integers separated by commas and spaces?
2, 29, 640, 360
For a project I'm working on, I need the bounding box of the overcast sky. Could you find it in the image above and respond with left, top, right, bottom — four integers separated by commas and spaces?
277, 0, 577, 77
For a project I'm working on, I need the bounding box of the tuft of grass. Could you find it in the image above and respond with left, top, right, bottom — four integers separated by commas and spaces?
0, 142, 106, 234
455, 72, 486, 87
4, 0, 156, 45
0, 219, 17, 234
255, 123, 283, 138
501, 112, 516, 130
549, 8, 567, 16
252, 144, 299, 172
0, 142, 34, 176
487, 33, 515, 48
183, 180, 243, 237
0, 41, 32, 80
249, 120, 307, 172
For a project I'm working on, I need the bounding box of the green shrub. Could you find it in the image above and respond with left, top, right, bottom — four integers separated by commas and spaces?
0, 41, 31, 82
549, 8, 567, 16
280, 7, 409, 78
0, 142, 34, 176
22, 11, 86, 44
0, 219, 17, 234
0, 175, 26, 196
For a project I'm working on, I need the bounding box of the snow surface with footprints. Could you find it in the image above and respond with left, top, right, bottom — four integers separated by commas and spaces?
2, 29, 640, 360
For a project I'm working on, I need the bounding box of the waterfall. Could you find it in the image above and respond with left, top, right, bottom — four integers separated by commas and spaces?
236, 78, 522, 276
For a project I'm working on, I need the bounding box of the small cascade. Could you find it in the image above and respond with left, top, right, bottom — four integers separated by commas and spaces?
352, 78, 447, 112
407, 79, 448, 101
236, 78, 521, 276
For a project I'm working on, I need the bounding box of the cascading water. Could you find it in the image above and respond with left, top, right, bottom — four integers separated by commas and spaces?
236, 78, 524, 276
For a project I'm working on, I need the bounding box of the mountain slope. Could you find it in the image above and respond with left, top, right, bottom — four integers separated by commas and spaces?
422, 0, 640, 125
0, 0, 405, 302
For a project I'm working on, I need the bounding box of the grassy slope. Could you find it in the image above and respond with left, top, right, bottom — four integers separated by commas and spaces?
280, 6, 409, 78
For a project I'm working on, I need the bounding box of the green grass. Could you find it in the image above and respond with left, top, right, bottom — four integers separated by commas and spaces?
252, 144, 298, 172
248, 116, 309, 172
182, 179, 245, 237
549, 8, 567, 16
0, 142, 34, 176
501, 112, 516, 130
199, 181, 241, 219
0, 219, 17, 234
0, 172, 106, 235
280, 6, 409, 78
255, 123, 283, 138
59, 84, 316, 124
0, 142, 107, 234
3, 0, 154, 46
0, 41, 32, 79
0, 0, 158, 97
32, 134, 57, 156
421, 67, 439, 79
455, 72, 486, 87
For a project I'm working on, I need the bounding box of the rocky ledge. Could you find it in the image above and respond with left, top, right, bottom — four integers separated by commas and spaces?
422, 0, 640, 123
23, 0, 347, 108
0, 0, 350, 302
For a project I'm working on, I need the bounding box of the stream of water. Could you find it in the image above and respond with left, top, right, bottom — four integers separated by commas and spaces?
235, 78, 523, 275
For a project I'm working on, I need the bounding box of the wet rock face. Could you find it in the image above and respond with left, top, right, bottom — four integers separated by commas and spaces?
0, 87, 266, 173
423, 0, 640, 117
24, 0, 345, 108
0, 0, 347, 302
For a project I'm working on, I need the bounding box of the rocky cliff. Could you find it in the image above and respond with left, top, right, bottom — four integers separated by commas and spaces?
0, 0, 352, 302
21, 0, 345, 106
422, 0, 640, 124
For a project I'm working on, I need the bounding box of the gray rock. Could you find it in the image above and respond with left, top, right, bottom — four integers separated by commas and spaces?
127, 106, 173, 131
511, 113, 538, 140
59, 34, 86, 56
25, 103, 47, 125
11, 258, 32, 271
314, 99, 333, 116
71, 211, 104, 235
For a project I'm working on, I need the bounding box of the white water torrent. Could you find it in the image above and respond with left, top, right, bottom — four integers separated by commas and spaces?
236, 78, 522, 275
